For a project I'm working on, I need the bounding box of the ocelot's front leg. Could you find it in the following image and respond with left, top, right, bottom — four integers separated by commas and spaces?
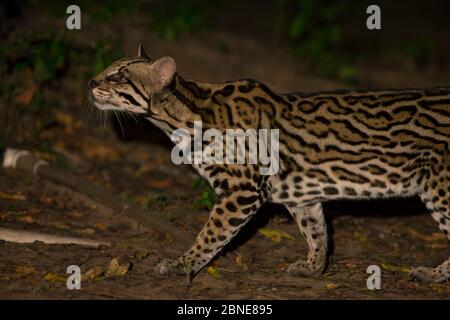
286, 202, 328, 276
155, 182, 264, 282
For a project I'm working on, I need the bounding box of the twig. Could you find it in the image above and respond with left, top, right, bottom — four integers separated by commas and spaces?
0, 227, 110, 247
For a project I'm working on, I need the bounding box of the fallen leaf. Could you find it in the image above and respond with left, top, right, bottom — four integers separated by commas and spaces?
381, 263, 411, 273
275, 263, 289, 271
353, 231, 368, 244
11, 265, 36, 280
32, 283, 53, 292
145, 178, 174, 189
82, 138, 119, 162
68, 211, 83, 219
235, 254, 249, 271
15, 265, 36, 274
27, 208, 42, 215
136, 163, 158, 176
106, 258, 131, 277
40, 196, 53, 205
258, 228, 295, 243
207, 266, 221, 279
133, 195, 152, 207
77, 228, 96, 236
325, 283, 340, 290
15, 83, 37, 105
427, 242, 448, 249
49, 222, 70, 230
55, 112, 73, 126
0, 191, 26, 201
95, 223, 108, 231
345, 262, 359, 269
430, 284, 450, 294
134, 251, 150, 259
408, 228, 446, 242
18, 215, 34, 223
81, 266, 104, 282
56, 112, 83, 134
322, 271, 337, 277
43, 273, 66, 283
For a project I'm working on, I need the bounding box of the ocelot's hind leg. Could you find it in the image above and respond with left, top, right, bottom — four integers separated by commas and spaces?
286, 202, 328, 277
410, 165, 450, 283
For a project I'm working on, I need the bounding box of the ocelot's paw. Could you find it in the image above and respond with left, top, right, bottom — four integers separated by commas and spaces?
155, 258, 192, 277
409, 266, 449, 283
287, 258, 326, 277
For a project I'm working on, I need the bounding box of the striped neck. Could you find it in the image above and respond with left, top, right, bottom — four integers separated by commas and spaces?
171, 74, 213, 111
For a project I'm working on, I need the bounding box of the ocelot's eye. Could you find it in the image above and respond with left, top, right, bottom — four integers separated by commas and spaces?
107, 72, 126, 83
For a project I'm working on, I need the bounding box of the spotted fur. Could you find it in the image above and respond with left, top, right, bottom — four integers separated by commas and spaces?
90, 47, 450, 284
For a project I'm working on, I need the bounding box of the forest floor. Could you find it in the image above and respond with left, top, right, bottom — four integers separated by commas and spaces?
0, 6, 450, 299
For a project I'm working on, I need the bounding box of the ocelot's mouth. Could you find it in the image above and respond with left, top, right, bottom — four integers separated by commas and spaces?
93, 101, 119, 111
88, 94, 116, 111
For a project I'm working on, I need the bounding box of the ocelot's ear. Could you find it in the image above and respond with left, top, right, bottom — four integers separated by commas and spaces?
150, 56, 176, 93
137, 43, 150, 59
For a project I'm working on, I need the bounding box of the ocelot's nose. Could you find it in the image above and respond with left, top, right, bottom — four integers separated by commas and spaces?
88, 79, 99, 89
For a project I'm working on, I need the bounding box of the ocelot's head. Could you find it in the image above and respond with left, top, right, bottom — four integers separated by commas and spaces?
89, 44, 178, 118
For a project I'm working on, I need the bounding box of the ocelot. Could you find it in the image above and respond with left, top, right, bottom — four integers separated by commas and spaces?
89, 45, 450, 284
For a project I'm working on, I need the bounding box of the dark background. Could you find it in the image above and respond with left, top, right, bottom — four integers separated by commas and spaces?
1, 0, 450, 149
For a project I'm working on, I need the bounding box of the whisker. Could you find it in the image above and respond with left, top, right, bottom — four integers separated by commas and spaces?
96, 106, 101, 124
102, 110, 108, 134
127, 110, 139, 123
82, 99, 89, 119
114, 110, 125, 138
84, 98, 94, 126
123, 111, 133, 122
89, 101, 96, 123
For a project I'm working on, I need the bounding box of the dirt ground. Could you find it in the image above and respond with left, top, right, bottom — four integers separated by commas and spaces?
1, 4, 450, 299
1, 165, 450, 299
